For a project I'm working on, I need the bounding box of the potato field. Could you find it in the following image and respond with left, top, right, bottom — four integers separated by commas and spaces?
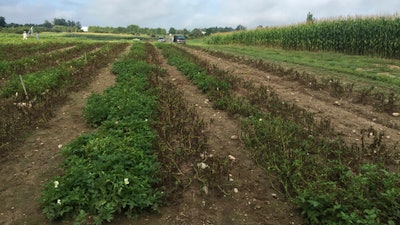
1, 16, 400, 225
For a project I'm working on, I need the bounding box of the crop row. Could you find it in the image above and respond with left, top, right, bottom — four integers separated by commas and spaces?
159, 44, 400, 225
145, 43, 229, 201
41, 43, 162, 224
205, 16, 400, 59
0, 42, 128, 151
0, 42, 105, 79
0, 43, 119, 100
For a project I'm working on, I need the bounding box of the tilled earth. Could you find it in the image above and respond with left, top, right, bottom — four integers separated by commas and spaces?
1, 44, 399, 225
183, 47, 400, 149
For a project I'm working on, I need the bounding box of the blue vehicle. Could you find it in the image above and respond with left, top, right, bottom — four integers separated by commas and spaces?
173, 35, 186, 44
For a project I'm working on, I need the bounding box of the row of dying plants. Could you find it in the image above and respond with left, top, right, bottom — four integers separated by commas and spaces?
0, 41, 75, 61
0, 42, 104, 79
159, 43, 400, 225
0, 42, 128, 152
145, 43, 230, 201
198, 47, 399, 120
40, 42, 229, 225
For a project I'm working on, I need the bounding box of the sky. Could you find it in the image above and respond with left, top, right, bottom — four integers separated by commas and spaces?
0, 0, 399, 30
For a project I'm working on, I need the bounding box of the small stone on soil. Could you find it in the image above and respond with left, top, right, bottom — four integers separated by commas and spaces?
202, 186, 209, 195
228, 155, 236, 161
197, 162, 209, 169
230, 135, 239, 140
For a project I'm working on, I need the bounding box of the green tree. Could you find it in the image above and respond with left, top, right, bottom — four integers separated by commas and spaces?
191, 28, 204, 38
42, 20, 53, 28
0, 16, 6, 27
127, 24, 140, 34
168, 27, 176, 34
53, 18, 67, 26
155, 27, 167, 35
236, 24, 246, 31
306, 12, 315, 24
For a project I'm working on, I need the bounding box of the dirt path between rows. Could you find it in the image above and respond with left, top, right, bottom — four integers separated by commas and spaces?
182, 47, 400, 153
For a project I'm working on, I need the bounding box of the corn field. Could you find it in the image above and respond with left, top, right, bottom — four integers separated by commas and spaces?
205, 16, 400, 59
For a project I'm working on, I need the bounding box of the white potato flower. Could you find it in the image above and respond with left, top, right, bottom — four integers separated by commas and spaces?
124, 178, 129, 185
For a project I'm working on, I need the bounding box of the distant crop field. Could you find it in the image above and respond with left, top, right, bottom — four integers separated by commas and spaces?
205, 16, 400, 59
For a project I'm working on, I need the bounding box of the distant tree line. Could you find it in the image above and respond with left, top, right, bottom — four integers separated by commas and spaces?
88, 24, 167, 36
0, 15, 246, 38
0, 16, 82, 33
88, 24, 246, 38
181, 25, 246, 38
